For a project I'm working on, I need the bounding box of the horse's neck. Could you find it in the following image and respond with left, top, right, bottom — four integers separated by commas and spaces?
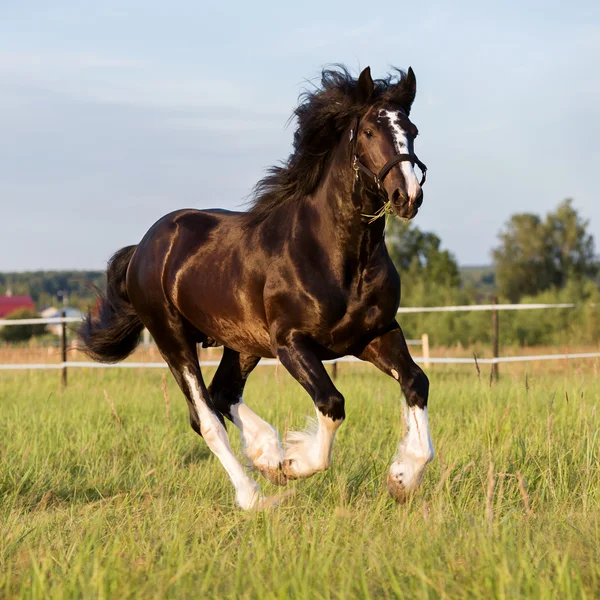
309, 143, 387, 267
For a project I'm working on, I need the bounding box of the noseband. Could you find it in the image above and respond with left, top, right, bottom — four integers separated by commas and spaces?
350, 117, 427, 193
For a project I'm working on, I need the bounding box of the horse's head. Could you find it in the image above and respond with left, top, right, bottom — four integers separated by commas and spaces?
352, 67, 425, 220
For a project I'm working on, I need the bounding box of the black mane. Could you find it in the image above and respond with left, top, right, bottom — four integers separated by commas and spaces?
246, 66, 413, 224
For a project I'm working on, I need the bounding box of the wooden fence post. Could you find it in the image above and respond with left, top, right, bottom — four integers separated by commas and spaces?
421, 333, 430, 369
492, 297, 499, 381
61, 310, 68, 387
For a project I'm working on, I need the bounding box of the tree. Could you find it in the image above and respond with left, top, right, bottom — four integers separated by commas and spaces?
386, 218, 460, 288
0, 309, 46, 342
545, 200, 597, 288
493, 199, 597, 302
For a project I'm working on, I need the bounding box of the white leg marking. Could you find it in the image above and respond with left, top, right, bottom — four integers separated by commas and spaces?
381, 109, 421, 200
230, 400, 286, 485
283, 409, 343, 480
387, 399, 434, 502
182, 368, 264, 510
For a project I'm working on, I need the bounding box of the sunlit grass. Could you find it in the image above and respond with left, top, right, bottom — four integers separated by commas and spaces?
1, 364, 599, 598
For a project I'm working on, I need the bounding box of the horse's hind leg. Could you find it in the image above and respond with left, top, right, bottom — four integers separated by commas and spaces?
209, 348, 286, 486
144, 317, 265, 509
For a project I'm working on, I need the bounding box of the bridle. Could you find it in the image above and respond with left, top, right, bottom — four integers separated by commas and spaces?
350, 116, 427, 194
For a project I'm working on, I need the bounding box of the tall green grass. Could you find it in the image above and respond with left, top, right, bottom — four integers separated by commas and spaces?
1, 364, 599, 599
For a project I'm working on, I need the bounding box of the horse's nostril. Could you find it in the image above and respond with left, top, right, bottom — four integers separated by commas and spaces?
414, 190, 424, 208
392, 188, 401, 203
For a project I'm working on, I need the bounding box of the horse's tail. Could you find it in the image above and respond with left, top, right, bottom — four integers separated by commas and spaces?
78, 245, 144, 363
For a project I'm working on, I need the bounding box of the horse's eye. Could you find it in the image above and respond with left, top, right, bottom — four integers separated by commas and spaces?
365, 129, 373, 138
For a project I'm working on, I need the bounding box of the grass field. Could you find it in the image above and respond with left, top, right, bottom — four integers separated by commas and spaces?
1, 361, 599, 599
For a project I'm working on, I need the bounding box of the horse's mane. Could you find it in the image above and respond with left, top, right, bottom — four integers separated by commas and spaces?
246, 66, 414, 225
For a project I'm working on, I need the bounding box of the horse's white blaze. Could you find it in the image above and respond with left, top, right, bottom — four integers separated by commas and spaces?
182, 368, 262, 509
389, 400, 434, 492
284, 409, 342, 479
230, 400, 284, 471
381, 109, 420, 200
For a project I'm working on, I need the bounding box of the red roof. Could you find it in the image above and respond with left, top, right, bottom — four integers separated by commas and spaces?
0, 295, 35, 318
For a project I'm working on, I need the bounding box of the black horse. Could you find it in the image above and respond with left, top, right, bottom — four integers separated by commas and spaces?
80, 66, 434, 509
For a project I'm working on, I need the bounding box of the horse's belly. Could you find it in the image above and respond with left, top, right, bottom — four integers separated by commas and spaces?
204, 317, 274, 358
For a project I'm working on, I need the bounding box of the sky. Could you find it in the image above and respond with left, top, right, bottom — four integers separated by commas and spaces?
0, 0, 598, 270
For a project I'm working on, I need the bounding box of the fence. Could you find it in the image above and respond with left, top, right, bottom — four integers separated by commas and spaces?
1, 305, 599, 385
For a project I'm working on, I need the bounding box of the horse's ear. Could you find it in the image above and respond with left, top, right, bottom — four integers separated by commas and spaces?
357, 66, 374, 103
403, 67, 417, 112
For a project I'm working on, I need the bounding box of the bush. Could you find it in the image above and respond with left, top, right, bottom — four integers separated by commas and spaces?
396, 278, 600, 348
0, 308, 46, 342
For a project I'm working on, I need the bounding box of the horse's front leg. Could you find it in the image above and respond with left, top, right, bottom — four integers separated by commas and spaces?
360, 323, 434, 502
275, 332, 345, 480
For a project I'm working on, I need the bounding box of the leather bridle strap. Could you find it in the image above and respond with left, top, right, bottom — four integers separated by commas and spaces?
378, 153, 427, 186
350, 118, 427, 191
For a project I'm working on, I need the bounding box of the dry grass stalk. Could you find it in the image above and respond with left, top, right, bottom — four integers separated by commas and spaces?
162, 373, 171, 425
422, 500, 430, 521
35, 491, 53, 511
495, 473, 506, 511
473, 353, 481, 382
517, 473, 532, 517
435, 459, 458, 494
103, 390, 122, 427
449, 460, 475, 490
486, 461, 495, 525
497, 406, 512, 433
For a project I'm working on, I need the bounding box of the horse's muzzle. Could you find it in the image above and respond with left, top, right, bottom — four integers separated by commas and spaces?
391, 188, 423, 220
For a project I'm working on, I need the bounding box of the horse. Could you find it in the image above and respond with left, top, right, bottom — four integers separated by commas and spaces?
79, 65, 434, 509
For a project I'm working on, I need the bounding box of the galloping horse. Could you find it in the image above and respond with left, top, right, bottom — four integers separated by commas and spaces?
79, 66, 434, 509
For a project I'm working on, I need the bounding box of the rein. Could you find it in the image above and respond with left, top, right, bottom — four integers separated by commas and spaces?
350, 118, 427, 193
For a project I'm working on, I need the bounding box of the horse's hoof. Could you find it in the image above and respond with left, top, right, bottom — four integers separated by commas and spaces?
386, 471, 410, 504
258, 464, 288, 486
282, 458, 302, 481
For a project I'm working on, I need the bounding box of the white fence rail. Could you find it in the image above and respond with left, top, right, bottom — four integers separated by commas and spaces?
0, 303, 584, 327
2, 353, 600, 373
0, 317, 82, 326
1, 304, 598, 377
396, 302, 578, 313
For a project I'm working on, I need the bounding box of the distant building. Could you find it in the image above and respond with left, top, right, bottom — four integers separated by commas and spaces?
41, 306, 84, 335
0, 295, 35, 318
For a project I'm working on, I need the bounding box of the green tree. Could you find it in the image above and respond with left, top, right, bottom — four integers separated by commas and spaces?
386, 219, 460, 289
0, 309, 46, 342
545, 199, 597, 288
492, 199, 597, 302
0, 270, 106, 309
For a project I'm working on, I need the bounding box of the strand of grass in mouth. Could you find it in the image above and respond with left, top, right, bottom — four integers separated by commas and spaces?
361, 200, 394, 223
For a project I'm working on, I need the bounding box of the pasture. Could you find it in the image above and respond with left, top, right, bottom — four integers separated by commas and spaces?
1, 361, 599, 599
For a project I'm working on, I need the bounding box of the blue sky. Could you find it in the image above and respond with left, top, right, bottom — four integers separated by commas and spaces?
1, 0, 598, 270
